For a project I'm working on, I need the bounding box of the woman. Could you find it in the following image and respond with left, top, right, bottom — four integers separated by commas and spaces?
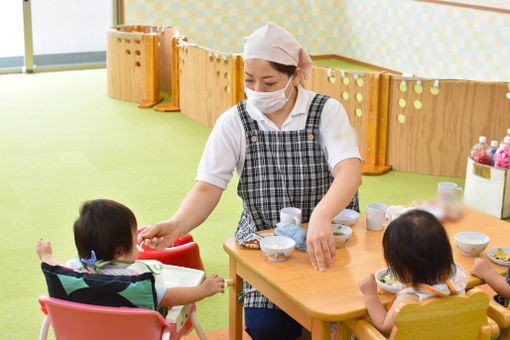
139, 22, 361, 339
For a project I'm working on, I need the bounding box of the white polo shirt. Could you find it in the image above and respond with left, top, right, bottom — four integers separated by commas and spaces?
196, 87, 361, 190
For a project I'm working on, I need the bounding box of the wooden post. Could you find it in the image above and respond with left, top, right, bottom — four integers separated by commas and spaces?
138, 34, 163, 108
154, 36, 186, 112
229, 257, 243, 340
361, 72, 392, 175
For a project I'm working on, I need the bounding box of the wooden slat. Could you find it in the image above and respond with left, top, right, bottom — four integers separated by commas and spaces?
386, 78, 510, 177
158, 27, 174, 94
179, 45, 234, 128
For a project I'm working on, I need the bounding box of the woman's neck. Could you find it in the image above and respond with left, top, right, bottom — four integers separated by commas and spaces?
265, 86, 298, 130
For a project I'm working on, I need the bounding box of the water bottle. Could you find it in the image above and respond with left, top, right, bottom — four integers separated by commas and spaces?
500, 128, 510, 146
488, 140, 499, 165
494, 136, 510, 169
470, 136, 491, 165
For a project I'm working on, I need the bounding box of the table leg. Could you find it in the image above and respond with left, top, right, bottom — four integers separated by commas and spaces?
229, 256, 243, 340
311, 318, 330, 340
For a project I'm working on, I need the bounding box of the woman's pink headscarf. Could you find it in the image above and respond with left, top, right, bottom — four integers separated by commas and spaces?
243, 22, 313, 80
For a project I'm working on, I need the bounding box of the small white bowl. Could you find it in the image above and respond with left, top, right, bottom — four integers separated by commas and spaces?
454, 232, 490, 256
332, 209, 360, 226
260, 236, 295, 262
375, 268, 402, 294
332, 224, 352, 248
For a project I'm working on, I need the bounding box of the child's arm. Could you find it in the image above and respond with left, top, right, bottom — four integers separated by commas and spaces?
471, 258, 510, 299
358, 274, 418, 335
159, 273, 225, 308
36, 238, 59, 265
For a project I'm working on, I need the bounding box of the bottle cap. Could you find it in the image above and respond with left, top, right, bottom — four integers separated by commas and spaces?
479, 136, 487, 143
505, 136, 510, 144
491, 140, 499, 147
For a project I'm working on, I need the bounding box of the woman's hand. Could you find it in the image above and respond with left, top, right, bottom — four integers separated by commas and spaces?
358, 274, 378, 296
137, 220, 181, 250
306, 213, 335, 271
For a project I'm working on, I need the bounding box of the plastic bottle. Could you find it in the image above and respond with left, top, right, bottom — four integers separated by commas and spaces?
500, 128, 510, 146
494, 136, 510, 169
488, 140, 499, 165
470, 136, 492, 165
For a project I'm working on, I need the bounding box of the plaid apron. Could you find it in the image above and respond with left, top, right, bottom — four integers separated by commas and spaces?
235, 94, 359, 309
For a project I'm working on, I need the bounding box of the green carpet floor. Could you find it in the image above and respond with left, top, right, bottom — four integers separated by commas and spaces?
0, 68, 467, 339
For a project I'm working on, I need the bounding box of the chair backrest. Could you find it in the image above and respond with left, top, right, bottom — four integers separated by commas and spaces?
39, 296, 173, 340
137, 241, 204, 270
390, 288, 494, 340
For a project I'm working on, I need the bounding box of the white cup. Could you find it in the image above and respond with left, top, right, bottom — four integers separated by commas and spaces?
437, 182, 463, 203
280, 207, 302, 226
366, 203, 391, 231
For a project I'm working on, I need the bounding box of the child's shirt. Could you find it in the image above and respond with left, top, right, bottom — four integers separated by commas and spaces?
396, 264, 468, 302
65, 258, 168, 306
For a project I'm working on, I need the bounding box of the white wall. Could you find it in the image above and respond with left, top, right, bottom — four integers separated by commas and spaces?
31, 0, 112, 55
0, 1, 25, 58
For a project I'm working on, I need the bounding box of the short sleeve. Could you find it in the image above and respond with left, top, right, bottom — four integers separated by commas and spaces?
319, 98, 361, 171
196, 107, 243, 189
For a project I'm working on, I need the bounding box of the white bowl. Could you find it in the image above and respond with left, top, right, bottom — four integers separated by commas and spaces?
332, 209, 360, 226
375, 268, 402, 294
260, 236, 295, 262
332, 224, 352, 248
454, 232, 490, 256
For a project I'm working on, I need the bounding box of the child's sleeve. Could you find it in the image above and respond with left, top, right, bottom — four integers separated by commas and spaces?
155, 285, 168, 306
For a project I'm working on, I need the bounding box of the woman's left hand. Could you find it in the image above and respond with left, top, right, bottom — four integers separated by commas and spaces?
306, 213, 335, 271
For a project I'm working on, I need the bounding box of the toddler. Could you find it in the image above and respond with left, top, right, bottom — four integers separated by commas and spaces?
36, 198, 225, 309
358, 210, 467, 335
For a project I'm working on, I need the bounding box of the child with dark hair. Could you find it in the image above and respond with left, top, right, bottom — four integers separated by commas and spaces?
36, 199, 225, 309
358, 210, 468, 334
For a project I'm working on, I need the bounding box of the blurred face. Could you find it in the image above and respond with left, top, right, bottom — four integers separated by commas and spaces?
244, 59, 293, 97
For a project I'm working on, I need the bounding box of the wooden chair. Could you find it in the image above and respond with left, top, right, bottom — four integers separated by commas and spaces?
488, 298, 510, 340
343, 288, 500, 340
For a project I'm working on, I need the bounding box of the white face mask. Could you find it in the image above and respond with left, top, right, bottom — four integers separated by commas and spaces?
244, 75, 294, 114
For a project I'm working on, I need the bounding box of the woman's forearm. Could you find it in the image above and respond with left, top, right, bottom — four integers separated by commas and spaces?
171, 181, 223, 235
312, 158, 362, 220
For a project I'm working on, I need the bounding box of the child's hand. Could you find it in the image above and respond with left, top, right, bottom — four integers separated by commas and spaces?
358, 274, 378, 296
200, 273, 225, 297
470, 258, 493, 280
36, 238, 58, 265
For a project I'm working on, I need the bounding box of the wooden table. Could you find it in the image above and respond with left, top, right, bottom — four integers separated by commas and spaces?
223, 206, 510, 340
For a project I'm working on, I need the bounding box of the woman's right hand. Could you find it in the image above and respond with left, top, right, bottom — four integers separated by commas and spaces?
137, 220, 180, 250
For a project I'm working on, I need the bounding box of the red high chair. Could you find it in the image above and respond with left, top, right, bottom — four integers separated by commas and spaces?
137, 229, 204, 271
38, 296, 205, 340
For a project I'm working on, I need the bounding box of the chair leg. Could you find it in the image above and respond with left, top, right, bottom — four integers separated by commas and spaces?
190, 311, 207, 340
39, 316, 50, 340
162, 329, 171, 340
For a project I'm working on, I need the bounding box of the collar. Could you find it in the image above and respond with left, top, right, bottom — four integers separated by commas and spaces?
245, 86, 308, 122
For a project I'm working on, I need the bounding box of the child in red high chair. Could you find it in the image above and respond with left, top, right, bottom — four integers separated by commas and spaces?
36, 198, 225, 309
357, 210, 468, 335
